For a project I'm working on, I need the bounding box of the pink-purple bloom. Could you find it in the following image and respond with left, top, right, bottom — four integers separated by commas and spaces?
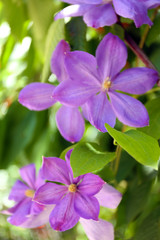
2, 164, 53, 228
55, 0, 160, 28
18, 40, 85, 143
34, 150, 122, 239
53, 33, 159, 132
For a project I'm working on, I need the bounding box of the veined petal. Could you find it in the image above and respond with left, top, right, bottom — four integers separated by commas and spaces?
83, 4, 117, 28
84, 92, 116, 132
7, 198, 32, 226
56, 105, 85, 142
8, 180, 28, 202
65, 51, 100, 84
80, 218, 114, 240
30, 202, 45, 215
113, 0, 152, 27
42, 157, 70, 185
109, 91, 149, 127
95, 183, 122, 209
74, 193, 100, 220
20, 164, 36, 190
51, 40, 70, 82
96, 33, 127, 81
19, 205, 54, 229
111, 68, 158, 94
53, 80, 99, 107
34, 183, 67, 205
35, 168, 45, 189
144, 0, 160, 9
49, 193, 79, 231
78, 173, 104, 196
55, 4, 92, 20
18, 83, 56, 111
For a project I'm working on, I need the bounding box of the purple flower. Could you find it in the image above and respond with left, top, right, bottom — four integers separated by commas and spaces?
2, 164, 53, 228
33, 150, 122, 239
53, 33, 158, 132
18, 40, 85, 143
55, 0, 160, 28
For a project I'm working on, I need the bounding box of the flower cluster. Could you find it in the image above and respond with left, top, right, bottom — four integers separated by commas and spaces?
55, 0, 160, 28
3, 151, 122, 240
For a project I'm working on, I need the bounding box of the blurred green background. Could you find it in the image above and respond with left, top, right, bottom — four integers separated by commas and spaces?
0, 0, 160, 239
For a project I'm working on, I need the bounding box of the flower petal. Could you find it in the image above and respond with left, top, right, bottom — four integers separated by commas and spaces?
30, 202, 45, 215
96, 33, 127, 81
35, 168, 45, 189
51, 40, 70, 82
8, 180, 28, 202
18, 83, 56, 111
20, 164, 36, 189
7, 198, 32, 226
55, 4, 92, 20
111, 68, 158, 94
53, 80, 99, 107
80, 218, 114, 240
65, 149, 74, 182
113, 0, 152, 27
74, 193, 100, 220
42, 157, 70, 184
83, 4, 117, 28
95, 183, 122, 209
58, 0, 102, 4
144, 0, 160, 9
78, 173, 104, 196
56, 105, 85, 142
49, 193, 79, 231
19, 205, 54, 229
109, 91, 149, 127
34, 182, 68, 205
84, 92, 116, 132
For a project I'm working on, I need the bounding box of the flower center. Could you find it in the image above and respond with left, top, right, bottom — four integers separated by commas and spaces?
102, 77, 112, 91
25, 189, 35, 198
68, 184, 77, 193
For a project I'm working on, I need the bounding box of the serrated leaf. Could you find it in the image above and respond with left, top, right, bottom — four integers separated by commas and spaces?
139, 97, 160, 140
105, 124, 160, 170
70, 142, 116, 177
41, 19, 65, 82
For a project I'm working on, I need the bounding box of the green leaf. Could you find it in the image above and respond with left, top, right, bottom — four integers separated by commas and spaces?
70, 142, 116, 177
41, 19, 65, 82
139, 97, 160, 140
146, 14, 160, 46
105, 124, 160, 170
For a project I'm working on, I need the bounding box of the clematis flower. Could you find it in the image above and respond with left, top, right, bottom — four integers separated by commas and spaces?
18, 40, 84, 143
34, 150, 122, 240
2, 164, 53, 228
55, 0, 160, 28
53, 33, 159, 132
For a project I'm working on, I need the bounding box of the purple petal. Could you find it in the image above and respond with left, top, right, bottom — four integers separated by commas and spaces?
84, 92, 116, 132
65, 149, 74, 182
55, 4, 92, 20
111, 68, 158, 94
58, 0, 102, 4
8, 180, 28, 202
49, 193, 79, 231
78, 173, 104, 196
109, 91, 149, 127
42, 157, 70, 185
51, 40, 70, 82
113, 0, 152, 27
74, 193, 100, 220
3, 200, 24, 215
80, 218, 114, 240
35, 168, 45, 189
7, 198, 32, 226
18, 205, 54, 229
83, 4, 117, 28
34, 182, 67, 205
20, 164, 36, 190
53, 80, 99, 107
18, 83, 56, 111
144, 0, 160, 8
30, 202, 45, 215
56, 105, 85, 142
96, 33, 127, 81
95, 183, 122, 209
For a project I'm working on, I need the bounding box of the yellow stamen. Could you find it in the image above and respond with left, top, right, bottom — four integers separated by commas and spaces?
102, 77, 112, 91
68, 184, 77, 193
25, 189, 35, 198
